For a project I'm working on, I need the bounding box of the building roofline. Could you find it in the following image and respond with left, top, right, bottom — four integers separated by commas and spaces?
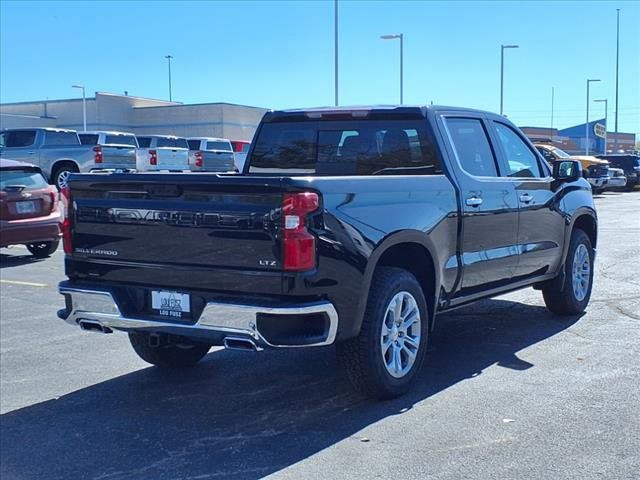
133, 101, 269, 110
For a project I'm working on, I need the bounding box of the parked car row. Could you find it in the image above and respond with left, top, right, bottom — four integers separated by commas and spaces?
534, 142, 639, 193
0, 128, 251, 189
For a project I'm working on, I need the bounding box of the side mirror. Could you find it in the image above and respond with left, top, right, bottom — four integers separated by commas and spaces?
553, 160, 582, 182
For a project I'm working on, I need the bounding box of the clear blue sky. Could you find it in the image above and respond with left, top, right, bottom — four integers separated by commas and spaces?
1, 1, 638, 134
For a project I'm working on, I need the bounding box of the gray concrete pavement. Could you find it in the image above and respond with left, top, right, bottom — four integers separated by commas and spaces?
1, 191, 639, 480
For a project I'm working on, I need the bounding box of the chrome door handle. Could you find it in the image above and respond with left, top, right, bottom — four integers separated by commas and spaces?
519, 193, 534, 203
465, 196, 483, 207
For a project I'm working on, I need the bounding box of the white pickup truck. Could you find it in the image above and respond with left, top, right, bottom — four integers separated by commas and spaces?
78, 131, 138, 172
135, 135, 190, 172
0, 128, 96, 188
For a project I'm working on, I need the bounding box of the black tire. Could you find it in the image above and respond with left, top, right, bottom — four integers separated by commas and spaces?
51, 165, 78, 190
336, 267, 429, 399
26, 239, 60, 258
591, 187, 604, 195
542, 228, 594, 316
128, 332, 210, 368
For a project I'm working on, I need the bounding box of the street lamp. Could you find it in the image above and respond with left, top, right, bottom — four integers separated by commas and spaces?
164, 55, 173, 101
72, 84, 86, 132
594, 98, 608, 154
380, 34, 403, 104
500, 44, 519, 116
585, 79, 601, 155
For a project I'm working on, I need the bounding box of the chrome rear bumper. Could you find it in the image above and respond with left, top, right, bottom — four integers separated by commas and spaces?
58, 284, 338, 349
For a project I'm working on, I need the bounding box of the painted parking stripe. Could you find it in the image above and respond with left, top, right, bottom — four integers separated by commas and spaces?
0, 279, 48, 288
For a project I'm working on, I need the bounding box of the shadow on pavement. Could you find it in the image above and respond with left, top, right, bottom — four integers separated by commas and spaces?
0, 298, 582, 480
0, 251, 47, 269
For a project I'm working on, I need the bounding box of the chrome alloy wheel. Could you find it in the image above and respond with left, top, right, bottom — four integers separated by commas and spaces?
380, 291, 421, 378
57, 170, 71, 189
572, 244, 591, 301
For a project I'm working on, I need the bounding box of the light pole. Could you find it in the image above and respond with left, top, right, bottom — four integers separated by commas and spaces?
614, 8, 620, 150
594, 99, 608, 154
72, 85, 86, 132
550, 86, 555, 132
614, 8, 620, 135
500, 44, 519, 116
585, 79, 601, 155
380, 34, 403, 104
164, 55, 173, 101
334, 0, 338, 106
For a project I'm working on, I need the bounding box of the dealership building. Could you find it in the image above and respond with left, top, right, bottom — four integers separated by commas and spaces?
521, 120, 636, 155
0, 92, 269, 142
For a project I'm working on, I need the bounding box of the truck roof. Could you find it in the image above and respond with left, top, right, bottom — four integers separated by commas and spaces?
1, 127, 77, 134
263, 105, 497, 122
187, 137, 231, 142
81, 130, 136, 136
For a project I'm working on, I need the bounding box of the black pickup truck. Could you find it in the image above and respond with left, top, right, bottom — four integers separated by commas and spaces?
58, 106, 597, 399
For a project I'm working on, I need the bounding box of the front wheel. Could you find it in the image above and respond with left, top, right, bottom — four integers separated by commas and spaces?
542, 228, 594, 315
337, 267, 429, 399
26, 239, 59, 258
129, 332, 211, 368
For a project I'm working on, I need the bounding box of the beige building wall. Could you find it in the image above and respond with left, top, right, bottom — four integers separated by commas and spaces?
1, 93, 267, 141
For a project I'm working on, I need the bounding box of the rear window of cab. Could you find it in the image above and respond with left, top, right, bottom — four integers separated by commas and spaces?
249, 119, 441, 176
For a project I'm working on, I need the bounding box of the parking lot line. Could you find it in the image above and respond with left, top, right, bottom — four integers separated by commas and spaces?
0, 279, 48, 288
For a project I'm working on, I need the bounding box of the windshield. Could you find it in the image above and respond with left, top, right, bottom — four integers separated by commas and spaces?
249, 119, 441, 176
551, 147, 571, 158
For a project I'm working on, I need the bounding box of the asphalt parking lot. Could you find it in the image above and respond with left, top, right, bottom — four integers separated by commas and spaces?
1, 191, 639, 480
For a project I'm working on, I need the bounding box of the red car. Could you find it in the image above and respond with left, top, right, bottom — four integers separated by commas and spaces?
0, 159, 62, 257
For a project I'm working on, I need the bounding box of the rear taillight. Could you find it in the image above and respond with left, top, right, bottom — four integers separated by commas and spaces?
93, 145, 103, 164
195, 151, 203, 167
282, 192, 319, 271
60, 187, 73, 254
149, 150, 158, 165
48, 188, 59, 213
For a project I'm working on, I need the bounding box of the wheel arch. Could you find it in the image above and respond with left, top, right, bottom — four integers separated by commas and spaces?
50, 159, 80, 184
353, 231, 441, 337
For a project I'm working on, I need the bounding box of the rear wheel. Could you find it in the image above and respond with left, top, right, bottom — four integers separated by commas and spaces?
26, 239, 59, 258
52, 164, 78, 189
337, 267, 429, 399
542, 228, 594, 315
129, 332, 211, 368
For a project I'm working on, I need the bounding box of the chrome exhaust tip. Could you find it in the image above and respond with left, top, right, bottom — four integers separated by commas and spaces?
78, 320, 113, 334
223, 336, 258, 351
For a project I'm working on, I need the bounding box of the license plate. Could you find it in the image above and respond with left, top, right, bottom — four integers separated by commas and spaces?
15, 201, 36, 214
151, 290, 191, 319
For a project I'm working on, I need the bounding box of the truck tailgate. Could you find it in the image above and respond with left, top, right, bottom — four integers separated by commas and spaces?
101, 145, 136, 166
68, 174, 287, 275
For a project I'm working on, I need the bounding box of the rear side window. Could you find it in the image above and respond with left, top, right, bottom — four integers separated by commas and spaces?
79, 134, 99, 145
249, 119, 440, 176
43, 131, 79, 146
493, 122, 542, 178
104, 134, 137, 146
445, 118, 498, 177
2, 130, 37, 148
137, 137, 151, 148
0, 169, 48, 190
206, 141, 232, 151
156, 137, 188, 148
187, 140, 201, 151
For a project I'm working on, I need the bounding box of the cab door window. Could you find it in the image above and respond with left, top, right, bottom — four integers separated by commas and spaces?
444, 118, 498, 177
493, 123, 542, 178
